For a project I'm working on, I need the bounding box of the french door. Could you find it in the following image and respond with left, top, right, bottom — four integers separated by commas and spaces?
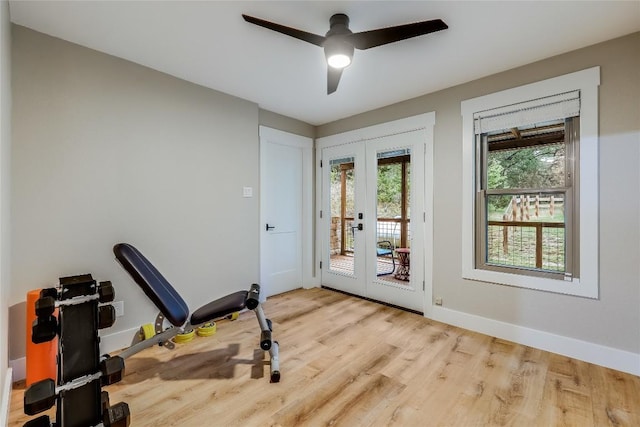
320, 129, 426, 312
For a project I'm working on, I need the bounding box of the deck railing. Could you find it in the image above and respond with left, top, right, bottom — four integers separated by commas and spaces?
487, 220, 565, 271
336, 217, 411, 254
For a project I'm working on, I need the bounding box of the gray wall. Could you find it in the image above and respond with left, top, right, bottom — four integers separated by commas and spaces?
0, 0, 11, 395
259, 109, 315, 139
9, 25, 266, 360
317, 32, 640, 354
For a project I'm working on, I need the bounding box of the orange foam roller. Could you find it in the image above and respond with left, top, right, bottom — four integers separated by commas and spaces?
26, 289, 57, 386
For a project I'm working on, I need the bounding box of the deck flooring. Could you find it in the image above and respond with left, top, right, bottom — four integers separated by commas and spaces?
329, 254, 409, 286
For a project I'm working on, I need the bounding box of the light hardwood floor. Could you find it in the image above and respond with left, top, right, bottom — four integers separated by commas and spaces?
10, 287, 640, 426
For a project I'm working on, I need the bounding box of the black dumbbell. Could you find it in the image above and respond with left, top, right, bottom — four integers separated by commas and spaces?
103, 401, 130, 427
98, 305, 116, 329
39, 288, 57, 300
100, 356, 125, 386
98, 281, 115, 303
32, 316, 57, 344
23, 415, 51, 427
24, 378, 56, 415
35, 296, 55, 319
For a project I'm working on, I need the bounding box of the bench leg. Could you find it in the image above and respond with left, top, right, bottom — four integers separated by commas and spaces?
269, 341, 280, 383
252, 304, 280, 382
118, 326, 181, 359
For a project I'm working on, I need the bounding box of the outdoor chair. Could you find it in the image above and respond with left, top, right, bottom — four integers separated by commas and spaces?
376, 240, 396, 276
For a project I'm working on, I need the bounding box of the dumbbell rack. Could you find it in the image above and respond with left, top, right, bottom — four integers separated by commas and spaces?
23, 274, 130, 427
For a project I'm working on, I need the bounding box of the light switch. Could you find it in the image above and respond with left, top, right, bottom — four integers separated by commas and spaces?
243, 187, 253, 198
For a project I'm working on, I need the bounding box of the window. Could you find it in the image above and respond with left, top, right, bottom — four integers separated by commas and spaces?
461, 67, 600, 297
477, 116, 577, 279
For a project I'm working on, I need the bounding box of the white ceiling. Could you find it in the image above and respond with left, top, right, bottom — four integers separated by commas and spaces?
8, 1, 640, 126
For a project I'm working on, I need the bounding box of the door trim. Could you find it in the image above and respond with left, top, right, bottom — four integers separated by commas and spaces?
259, 126, 314, 294
316, 113, 435, 316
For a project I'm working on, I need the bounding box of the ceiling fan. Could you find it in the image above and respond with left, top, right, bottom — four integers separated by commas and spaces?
242, 13, 448, 94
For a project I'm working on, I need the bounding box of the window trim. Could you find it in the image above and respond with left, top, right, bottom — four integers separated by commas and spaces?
461, 67, 600, 298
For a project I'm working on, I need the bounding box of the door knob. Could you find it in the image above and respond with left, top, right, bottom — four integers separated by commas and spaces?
266, 224, 275, 231
351, 223, 363, 231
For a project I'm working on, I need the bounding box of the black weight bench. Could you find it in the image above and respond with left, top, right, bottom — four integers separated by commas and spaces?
113, 243, 280, 382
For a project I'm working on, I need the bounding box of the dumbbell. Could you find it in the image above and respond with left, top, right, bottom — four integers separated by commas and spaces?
23, 415, 51, 427
100, 355, 125, 386
98, 281, 115, 303
31, 290, 59, 344
101, 391, 131, 427
34, 296, 55, 318
98, 305, 116, 330
31, 316, 57, 344
24, 378, 56, 415
31, 294, 58, 344
103, 401, 131, 427
39, 288, 58, 300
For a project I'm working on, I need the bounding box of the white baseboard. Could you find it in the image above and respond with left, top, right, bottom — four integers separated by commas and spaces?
430, 306, 640, 376
9, 358, 24, 383
1, 368, 12, 427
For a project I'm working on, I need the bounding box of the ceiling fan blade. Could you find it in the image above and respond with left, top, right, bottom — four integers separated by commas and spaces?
327, 67, 343, 94
242, 14, 326, 47
348, 19, 448, 50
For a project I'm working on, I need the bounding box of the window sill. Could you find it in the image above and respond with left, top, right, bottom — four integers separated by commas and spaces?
462, 267, 597, 298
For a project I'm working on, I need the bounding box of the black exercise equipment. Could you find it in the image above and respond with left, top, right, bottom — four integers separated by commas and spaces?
113, 243, 281, 382
23, 274, 129, 427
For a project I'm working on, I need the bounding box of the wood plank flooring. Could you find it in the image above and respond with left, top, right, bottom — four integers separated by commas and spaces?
9, 287, 640, 426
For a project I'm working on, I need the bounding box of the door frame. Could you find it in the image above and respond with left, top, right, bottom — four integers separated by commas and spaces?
315, 113, 435, 316
259, 126, 314, 297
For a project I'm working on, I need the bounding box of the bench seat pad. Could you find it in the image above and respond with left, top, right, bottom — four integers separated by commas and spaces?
190, 291, 248, 325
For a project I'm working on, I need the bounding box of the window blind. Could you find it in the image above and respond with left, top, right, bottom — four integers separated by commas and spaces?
473, 91, 580, 135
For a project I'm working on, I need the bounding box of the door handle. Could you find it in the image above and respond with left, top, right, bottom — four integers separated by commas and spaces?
351, 223, 363, 231
266, 224, 275, 231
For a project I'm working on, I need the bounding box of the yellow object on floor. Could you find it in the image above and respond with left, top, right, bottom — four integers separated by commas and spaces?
140, 323, 155, 340
197, 322, 217, 337
174, 329, 195, 343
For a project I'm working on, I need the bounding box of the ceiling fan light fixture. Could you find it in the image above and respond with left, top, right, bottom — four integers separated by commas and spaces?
327, 53, 351, 69
324, 38, 354, 69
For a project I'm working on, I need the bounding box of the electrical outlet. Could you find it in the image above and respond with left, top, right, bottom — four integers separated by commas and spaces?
113, 301, 124, 317
435, 297, 443, 306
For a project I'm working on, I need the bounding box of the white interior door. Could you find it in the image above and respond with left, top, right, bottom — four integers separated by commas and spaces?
260, 127, 312, 298
320, 129, 427, 312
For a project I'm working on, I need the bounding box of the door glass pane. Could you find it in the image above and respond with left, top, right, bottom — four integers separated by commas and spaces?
375, 149, 410, 284
329, 157, 355, 275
